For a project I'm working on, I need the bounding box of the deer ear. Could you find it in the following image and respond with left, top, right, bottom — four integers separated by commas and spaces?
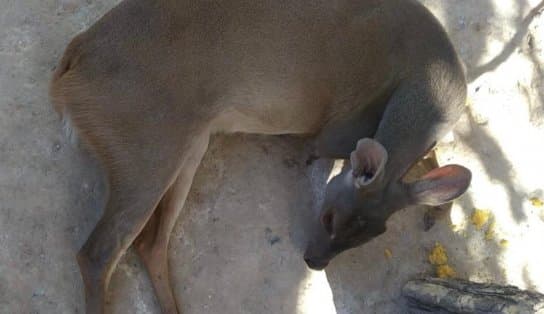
408, 165, 471, 206
350, 138, 388, 190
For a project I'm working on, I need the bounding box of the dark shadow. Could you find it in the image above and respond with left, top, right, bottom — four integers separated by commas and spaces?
526, 33, 544, 126
467, 1, 544, 82
425, 0, 495, 82
456, 111, 526, 221
427, 0, 543, 83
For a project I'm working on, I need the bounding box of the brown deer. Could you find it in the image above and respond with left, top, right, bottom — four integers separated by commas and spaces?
50, 0, 471, 313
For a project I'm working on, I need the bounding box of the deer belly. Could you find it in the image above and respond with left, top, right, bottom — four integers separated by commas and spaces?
213, 82, 330, 135
213, 101, 326, 135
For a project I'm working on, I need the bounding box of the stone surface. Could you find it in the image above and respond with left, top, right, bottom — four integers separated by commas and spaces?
1, 0, 543, 313
403, 278, 544, 313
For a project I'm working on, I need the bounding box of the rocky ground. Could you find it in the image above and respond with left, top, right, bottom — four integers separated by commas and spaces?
1, 0, 543, 313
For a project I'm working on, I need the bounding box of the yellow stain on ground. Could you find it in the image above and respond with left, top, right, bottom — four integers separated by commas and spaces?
436, 265, 456, 278
384, 248, 392, 259
428, 243, 456, 279
471, 209, 491, 230
500, 239, 509, 248
428, 243, 448, 265
530, 197, 543, 207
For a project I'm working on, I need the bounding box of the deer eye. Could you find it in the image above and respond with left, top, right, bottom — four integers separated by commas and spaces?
321, 211, 334, 235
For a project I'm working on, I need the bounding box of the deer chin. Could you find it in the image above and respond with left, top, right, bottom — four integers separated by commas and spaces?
304, 256, 330, 270
303, 238, 339, 270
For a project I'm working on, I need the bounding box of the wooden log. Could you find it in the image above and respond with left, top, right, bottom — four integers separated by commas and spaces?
402, 278, 544, 313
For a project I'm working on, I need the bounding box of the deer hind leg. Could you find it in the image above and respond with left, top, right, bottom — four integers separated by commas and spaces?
134, 135, 209, 314
77, 168, 177, 314
74, 126, 204, 314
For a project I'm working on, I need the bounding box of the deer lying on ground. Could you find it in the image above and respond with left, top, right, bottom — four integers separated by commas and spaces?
50, 0, 471, 312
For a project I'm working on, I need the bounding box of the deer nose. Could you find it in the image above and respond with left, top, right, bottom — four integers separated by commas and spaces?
304, 256, 329, 270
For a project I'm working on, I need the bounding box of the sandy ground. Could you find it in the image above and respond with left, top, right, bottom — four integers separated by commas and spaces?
1, 0, 543, 313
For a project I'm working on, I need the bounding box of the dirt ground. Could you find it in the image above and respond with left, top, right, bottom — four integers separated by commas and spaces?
1, 0, 543, 313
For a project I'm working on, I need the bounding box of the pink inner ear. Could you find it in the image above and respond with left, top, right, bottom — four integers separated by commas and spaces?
413, 164, 472, 206
350, 138, 387, 184
422, 165, 470, 181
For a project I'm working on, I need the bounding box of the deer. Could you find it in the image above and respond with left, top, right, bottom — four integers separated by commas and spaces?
49, 0, 472, 313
